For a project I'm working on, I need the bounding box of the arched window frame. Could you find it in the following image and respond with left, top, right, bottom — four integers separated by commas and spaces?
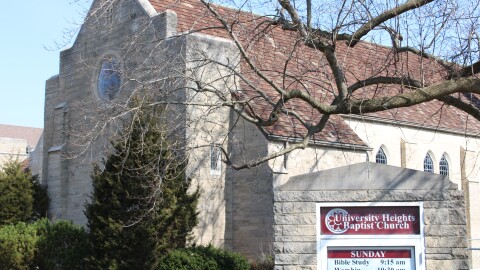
439, 154, 449, 176
375, 147, 388, 165
423, 153, 434, 173
210, 144, 222, 175
94, 52, 123, 101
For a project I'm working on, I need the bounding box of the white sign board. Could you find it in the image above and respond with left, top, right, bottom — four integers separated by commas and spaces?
327, 248, 414, 270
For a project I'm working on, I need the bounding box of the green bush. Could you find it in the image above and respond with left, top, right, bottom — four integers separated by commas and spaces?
35, 219, 89, 270
157, 245, 250, 270
31, 174, 49, 219
156, 249, 218, 270
0, 161, 34, 225
0, 161, 50, 225
0, 219, 88, 270
0, 222, 38, 269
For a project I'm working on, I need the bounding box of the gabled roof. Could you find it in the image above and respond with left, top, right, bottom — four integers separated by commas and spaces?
145, 0, 480, 145
0, 124, 43, 148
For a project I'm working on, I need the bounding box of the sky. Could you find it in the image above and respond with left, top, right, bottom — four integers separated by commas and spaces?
0, 2, 92, 129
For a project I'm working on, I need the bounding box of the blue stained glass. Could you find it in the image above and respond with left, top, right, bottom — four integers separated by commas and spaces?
97, 58, 121, 100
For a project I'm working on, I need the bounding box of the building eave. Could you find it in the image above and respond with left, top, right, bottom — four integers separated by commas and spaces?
341, 114, 480, 138
266, 134, 372, 152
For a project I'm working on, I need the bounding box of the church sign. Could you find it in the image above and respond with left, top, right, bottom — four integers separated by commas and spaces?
317, 203, 425, 270
320, 206, 420, 235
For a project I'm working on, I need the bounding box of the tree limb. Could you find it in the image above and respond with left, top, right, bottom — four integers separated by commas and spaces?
348, 0, 436, 47
396, 46, 453, 73
278, 0, 309, 37
348, 76, 423, 93
200, 0, 286, 97
339, 78, 480, 115
438, 94, 480, 122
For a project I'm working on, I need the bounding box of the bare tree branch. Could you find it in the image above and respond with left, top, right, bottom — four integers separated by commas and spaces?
64, 0, 480, 171
348, 0, 436, 47
438, 94, 480, 122
340, 78, 480, 117
348, 76, 423, 93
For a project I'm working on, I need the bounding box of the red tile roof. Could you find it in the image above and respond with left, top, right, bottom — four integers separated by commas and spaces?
0, 124, 43, 148
147, 0, 480, 145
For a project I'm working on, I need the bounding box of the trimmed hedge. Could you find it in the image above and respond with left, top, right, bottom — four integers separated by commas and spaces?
157, 245, 250, 270
0, 219, 88, 270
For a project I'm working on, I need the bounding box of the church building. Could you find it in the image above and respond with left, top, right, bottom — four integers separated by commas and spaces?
41, 0, 479, 268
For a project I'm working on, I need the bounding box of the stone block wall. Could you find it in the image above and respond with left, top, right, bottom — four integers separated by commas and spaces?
43, 0, 256, 253
273, 163, 470, 270
43, 0, 187, 224
225, 117, 275, 258
183, 33, 239, 247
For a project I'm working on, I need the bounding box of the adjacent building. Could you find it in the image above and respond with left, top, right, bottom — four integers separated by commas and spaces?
0, 124, 43, 168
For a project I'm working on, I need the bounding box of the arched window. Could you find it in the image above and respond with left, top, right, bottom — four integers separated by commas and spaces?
97, 56, 122, 100
210, 144, 222, 175
424, 153, 434, 173
375, 147, 387, 164
439, 155, 449, 176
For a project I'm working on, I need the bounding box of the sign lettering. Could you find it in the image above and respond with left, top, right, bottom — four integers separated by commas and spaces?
327, 249, 413, 270
321, 206, 420, 235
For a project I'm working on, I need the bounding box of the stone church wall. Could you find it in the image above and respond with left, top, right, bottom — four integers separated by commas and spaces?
225, 117, 274, 258
183, 32, 239, 247
43, 0, 188, 224
42, 0, 258, 253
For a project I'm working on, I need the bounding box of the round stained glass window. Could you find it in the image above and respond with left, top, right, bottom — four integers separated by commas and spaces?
97, 57, 121, 100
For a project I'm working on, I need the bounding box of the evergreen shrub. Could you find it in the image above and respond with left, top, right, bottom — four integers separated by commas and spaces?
31, 174, 49, 219
0, 219, 88, 270
157, 245, 250, 270
0, 161, 34, 225
0, 222, 38, 269
85, 97, 199, 269
35, 219, 89, 270
0, 160, 49, 225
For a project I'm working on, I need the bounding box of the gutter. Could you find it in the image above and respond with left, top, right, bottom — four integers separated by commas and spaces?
266, 134, 372, 151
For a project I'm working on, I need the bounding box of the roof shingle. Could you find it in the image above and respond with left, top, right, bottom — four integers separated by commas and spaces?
146, 0, 480, 145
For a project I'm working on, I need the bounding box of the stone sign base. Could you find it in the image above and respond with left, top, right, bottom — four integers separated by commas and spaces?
274, 162, 469, 270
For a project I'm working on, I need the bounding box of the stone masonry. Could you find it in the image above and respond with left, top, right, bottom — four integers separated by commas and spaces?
274, 162, 469, 270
